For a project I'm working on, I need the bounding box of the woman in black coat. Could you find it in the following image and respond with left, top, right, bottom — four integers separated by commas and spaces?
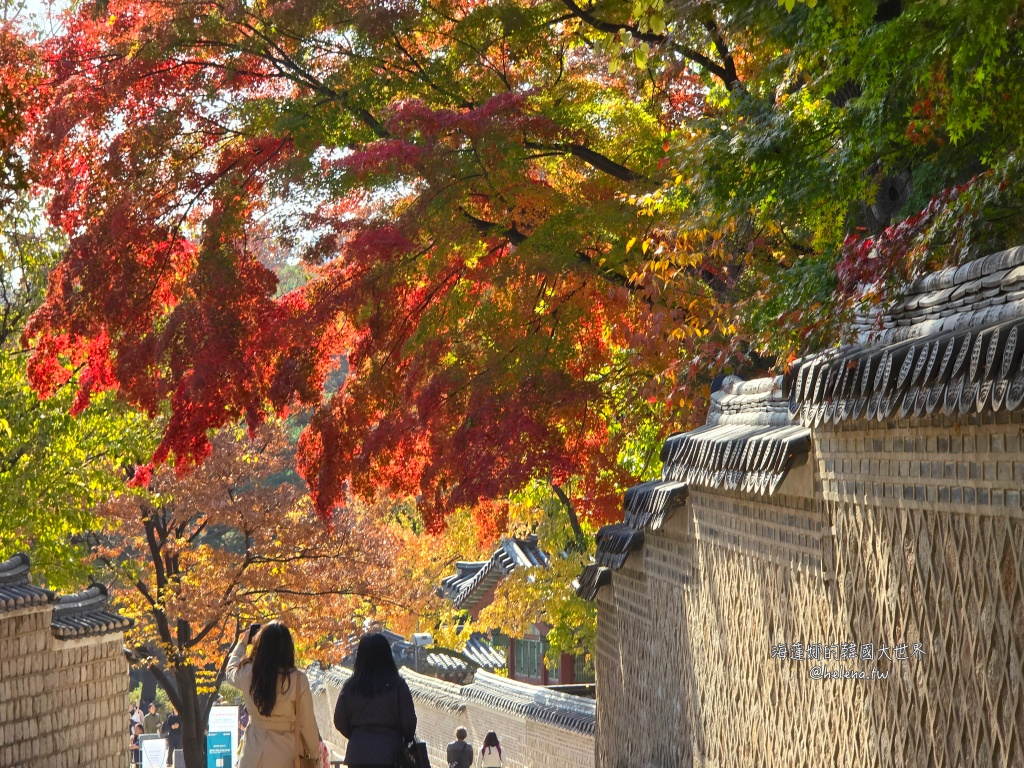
334, 633, 417, 768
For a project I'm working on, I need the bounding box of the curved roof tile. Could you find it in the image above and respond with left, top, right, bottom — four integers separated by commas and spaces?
578, 373, 812, 600
788, 246, 1024, 423
0, 553, 54, 612
440, 535, 548, 610
51, 584, 134, 639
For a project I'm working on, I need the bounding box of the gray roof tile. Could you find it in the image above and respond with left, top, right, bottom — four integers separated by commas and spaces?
51, 584, 134, 639
462, 632, 506, 671
0, 552, 132, 637
440, 536, 548, 611
788, 246, 1024, 422
578, 375, 811, 600
0, 553, 54, 611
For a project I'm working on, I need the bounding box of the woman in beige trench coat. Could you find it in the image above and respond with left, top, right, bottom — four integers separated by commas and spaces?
227, 621, 322, 768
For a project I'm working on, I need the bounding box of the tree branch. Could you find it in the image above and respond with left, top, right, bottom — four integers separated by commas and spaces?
552, 482, 586, 549
461, 210, 646, 292
700, 17, 739, 90
556, 0, 738, 87
524, 141, 645, 182
147, 660, 184, 712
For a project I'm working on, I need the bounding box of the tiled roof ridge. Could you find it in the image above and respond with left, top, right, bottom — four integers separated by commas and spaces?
52, 583, 109, 614
306, 664, 593, 733
0, 551, 32, 582
0, 552, 55, 611
0, 552, 133, 637
576, 371, 811, 601
788, 245, 1024, 425
462, 669, 596, 735
50, 582, 135, 639
708, 374, 792, 427
401, 667, 467, 713
573, 480, 686, 599
860, 245, 1024, 346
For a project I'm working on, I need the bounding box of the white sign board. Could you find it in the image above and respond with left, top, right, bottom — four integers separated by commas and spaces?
141, 737, 167, 768
208, 705, 240, 768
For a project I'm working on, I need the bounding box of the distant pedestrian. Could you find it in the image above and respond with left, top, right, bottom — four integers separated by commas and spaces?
446, 727, 473, 768
143, 703, 161, 735
226, 621, 324, 768
131, 723, 144, 768
161, 705, 183, 766
333, 633, 417, 768
479, 732, 502, 767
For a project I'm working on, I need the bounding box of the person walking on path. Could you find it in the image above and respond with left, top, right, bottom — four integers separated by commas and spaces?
333, 633, 417, 768
479, 732, 503, 767
161, 705, 183, 766
143, 703, 161, 735
446, 727, 473, 768
226, 621, 323, 768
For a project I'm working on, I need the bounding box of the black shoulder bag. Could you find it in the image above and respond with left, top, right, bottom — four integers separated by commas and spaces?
449, 740, 470, 768
393, 684, 429, 768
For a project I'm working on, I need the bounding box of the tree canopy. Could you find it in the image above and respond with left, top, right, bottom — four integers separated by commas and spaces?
93, 423, 430, 767
13, 0, 1024, 532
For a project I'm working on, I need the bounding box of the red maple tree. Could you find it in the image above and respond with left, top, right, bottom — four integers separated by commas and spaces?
23, 0, 713, 529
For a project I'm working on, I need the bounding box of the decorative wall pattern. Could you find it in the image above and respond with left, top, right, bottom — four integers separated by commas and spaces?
592, 409, 1024, 768
586, 248, 1024, 768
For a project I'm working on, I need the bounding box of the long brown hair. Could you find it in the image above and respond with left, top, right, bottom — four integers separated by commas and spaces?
246, 621, 296, 716
482, 731, 501, 757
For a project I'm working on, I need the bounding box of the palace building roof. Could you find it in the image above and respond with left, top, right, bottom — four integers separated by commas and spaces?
440, 535, 548, 613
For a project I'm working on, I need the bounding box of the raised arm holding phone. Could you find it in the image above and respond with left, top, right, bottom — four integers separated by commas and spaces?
226, 621, 325, 768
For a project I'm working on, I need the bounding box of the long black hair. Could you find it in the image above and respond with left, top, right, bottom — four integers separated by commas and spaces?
343, 633, 401, 698
481, 731, 501, 757
246, 621, 296, 716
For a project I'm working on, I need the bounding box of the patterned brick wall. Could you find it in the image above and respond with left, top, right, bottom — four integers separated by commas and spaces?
596, 409, 1024, 768
0, 606, 129, 768
309, 666, 594, 768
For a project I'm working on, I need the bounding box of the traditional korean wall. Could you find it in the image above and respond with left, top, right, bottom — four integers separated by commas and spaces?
309, 665, 595, 768
596, 409, 1024, 768
0, 605, 130, 768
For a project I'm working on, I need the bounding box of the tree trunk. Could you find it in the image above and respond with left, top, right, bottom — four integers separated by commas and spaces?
140, 669, 158, 707
174, 665, 206, 768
